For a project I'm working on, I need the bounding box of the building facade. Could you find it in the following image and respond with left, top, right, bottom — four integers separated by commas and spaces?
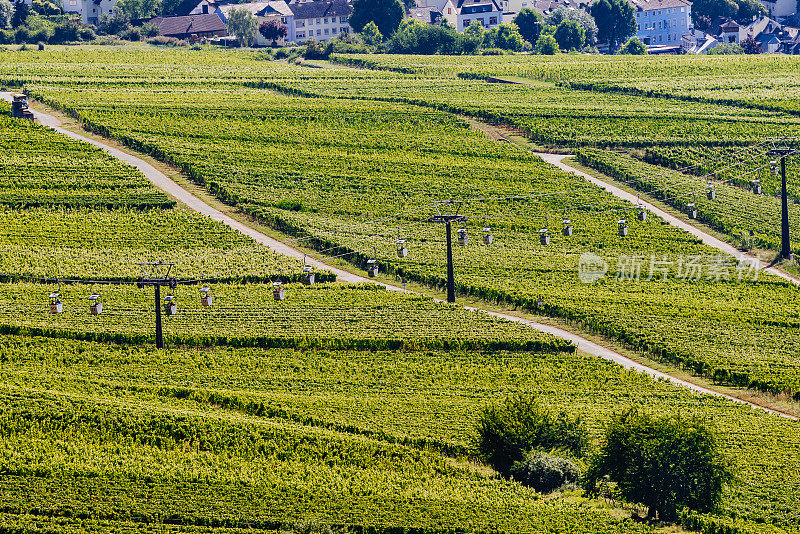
289, 0, 353, 42
59, 0, 116, 25
630, 0, 692, 46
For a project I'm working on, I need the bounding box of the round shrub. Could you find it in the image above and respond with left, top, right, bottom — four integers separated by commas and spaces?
510, 451, 581, 493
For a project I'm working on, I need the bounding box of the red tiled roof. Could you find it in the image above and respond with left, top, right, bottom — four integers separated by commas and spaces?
151, 13, 227, 36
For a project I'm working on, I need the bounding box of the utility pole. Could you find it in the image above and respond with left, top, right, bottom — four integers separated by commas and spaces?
428, 212, 468, 303
136, 261, 177, 349
768, 140, 798, 261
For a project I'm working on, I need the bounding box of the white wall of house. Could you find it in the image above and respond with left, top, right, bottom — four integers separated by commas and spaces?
456, 1, 502, 32
292, 14, 350, 42
79, 0, 116, 25
187, 0, 216, 15
633, 2, 691, 46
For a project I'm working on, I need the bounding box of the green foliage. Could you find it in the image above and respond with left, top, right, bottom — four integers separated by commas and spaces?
359, 20, 382, 47
116, 0, 161, 19
31, 0, 60, 16
510, 451, 581, 493
475, 394, 587, 476
554, 20, 585, 51
534, 33, 559, 54
486, 22, 528, 51
0, 0, 11, 29
349, 0, 403, 37
590, 0, 636, 51
512, 8, 542, 47
706, 42, 744, 54
11, 0, 27, 28
226, 8, 257, 47
545, 6, 598, 45
585, 409, 730, 521
618, 36, 645, 54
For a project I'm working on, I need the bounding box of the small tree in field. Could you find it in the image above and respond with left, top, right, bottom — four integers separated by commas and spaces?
227, 8, 257, 47
259, 18, 287, 46
475, 394, 586, 476
584, 408, 730, 521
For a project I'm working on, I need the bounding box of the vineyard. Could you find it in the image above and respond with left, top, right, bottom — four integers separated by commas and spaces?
576, 148, 800, 252
19, 69, 800, 399
1, 334, 798, 534
1, 48, 800, 534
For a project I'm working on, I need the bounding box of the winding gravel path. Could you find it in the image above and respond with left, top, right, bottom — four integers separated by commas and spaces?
535, 152, 800, 286
6, 93, 794, 421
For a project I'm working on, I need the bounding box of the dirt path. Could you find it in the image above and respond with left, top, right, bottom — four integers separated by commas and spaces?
6, 93, 795, 421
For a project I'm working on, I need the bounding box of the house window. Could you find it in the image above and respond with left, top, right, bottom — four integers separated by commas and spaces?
324, 28, 329, 34
477, 17, 484, 25
317, 29, 321, 35
297, 20, 304, 27
447, 7, 451, 13
489, 16, 497, 24
340, 16, 347, 22
341, 26, 349, 33
332, 27, 337, 33
463, 18, 470, 26
323, 18, 327, 23
316, 18, 321, 23
202, 4, 208, 13
637, 23, 640, 30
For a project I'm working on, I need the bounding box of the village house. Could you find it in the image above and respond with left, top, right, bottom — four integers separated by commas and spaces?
630, 0, 692, 47
414, 0, 502, 31
289, 0, 353, 43
150, 13, 228, 39
60, 0, 116, 25
217, 0, 293, 45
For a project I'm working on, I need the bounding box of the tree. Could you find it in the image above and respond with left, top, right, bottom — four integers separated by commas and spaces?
387, 19, 460, 54
486, 23, 528, 51
554, 20, 584, 51
226, 8, 257, 47
545, 6, 598, 45
359, 20, 382, 47
474, 394, 586, 476
590, 0, 636, 52
741, 35, 762, 54
584, 409, 730, 521
735, 0, 766, 21
0, 0, 13, 29
706, 42, 744, 54
618, 36, 646, 54
512, 8, 542, 48
11, 0, 28, 29
349, 0, 403, 38
258, 18, 287, 46
534, 33, 558, 54
691, 0, 737, 26
116, 0, 161, 19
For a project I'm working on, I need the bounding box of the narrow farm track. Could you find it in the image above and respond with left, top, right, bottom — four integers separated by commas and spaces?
535, 152, 800, 286
6, 93, 795, 421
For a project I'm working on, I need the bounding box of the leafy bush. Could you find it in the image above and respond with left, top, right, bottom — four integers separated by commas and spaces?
618, 36, 646, 55
51, 19, 81, 43
510, 451, 581, 493
706, 42, 743, 54
146, 35, 186, 47
475, 393, 587, 476
584, 408, 730, 521
78, 26, 95, 40
140, 22, 159, 38
274, 46, 291, 59
534, 34, 558, 54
